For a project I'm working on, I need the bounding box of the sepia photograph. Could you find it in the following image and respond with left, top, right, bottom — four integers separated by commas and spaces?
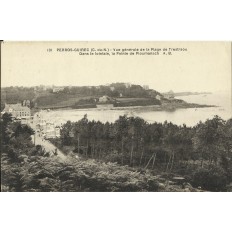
1, 41, 232, 192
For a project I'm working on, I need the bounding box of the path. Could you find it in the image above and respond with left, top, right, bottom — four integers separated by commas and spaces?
29, 114, 67, 161
33, 134, 67, 161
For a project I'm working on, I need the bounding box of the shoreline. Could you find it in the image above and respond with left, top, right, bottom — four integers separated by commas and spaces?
35, 102, 217, 114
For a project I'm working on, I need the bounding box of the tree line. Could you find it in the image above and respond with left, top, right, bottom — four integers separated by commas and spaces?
58, 114, 232, 191
61, 83, 159, 98
60, 115, 231, 167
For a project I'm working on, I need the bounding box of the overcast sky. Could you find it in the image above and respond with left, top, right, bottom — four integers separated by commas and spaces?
2, 41, 231, 93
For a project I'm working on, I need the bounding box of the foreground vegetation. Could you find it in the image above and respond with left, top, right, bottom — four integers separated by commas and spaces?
54, 114, 232, 191
1, 113, 232, 192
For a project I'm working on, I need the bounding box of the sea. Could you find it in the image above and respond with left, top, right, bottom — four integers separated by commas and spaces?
39, 91, 231, 127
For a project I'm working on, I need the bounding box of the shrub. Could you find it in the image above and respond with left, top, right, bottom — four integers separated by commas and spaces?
191, 165, 227, 191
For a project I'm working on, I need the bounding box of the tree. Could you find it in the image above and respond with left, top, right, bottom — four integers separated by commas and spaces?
193, 116, 226, 167
114, 115, 129, 165
60, 121, 73, 146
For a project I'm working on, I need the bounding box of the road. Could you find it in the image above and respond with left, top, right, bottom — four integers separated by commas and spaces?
32, 134, 67, 161
29, 113, 67, 161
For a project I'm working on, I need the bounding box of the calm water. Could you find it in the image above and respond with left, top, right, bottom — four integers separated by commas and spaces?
40, 91, 231, 127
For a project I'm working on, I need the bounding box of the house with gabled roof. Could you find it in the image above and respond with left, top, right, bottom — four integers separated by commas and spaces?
1, 103, 31, 119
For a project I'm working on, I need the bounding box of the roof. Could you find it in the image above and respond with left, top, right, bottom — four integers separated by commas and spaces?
3, 103, 30, 112
99, 95, 115, 101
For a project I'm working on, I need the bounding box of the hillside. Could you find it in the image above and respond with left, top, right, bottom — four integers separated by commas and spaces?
1, 84, 214, 111
1, 83, 163, 109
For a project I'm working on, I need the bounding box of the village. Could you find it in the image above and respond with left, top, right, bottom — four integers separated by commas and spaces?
1, 102, 61, 140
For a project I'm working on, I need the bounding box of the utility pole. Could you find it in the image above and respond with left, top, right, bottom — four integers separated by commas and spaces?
34, 131, 36, 145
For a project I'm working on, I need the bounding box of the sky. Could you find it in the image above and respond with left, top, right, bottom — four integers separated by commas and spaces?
1, 41, 231, 93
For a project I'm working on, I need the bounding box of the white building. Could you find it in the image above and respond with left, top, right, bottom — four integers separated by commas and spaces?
163, 90, 175, 99
55, 126, 61, 137
143, 85, 149, 90
45, 123, 61, 138
124, 83, 131, 88
155, 95, 161, 100
2, 103, 31, 119
53, 87, 64, 93
99, 95, 111, 103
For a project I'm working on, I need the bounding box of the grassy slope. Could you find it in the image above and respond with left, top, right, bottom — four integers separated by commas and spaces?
36, 93, 95, 109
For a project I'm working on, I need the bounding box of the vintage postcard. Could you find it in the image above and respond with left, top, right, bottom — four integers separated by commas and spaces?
1, 41, 231, 192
